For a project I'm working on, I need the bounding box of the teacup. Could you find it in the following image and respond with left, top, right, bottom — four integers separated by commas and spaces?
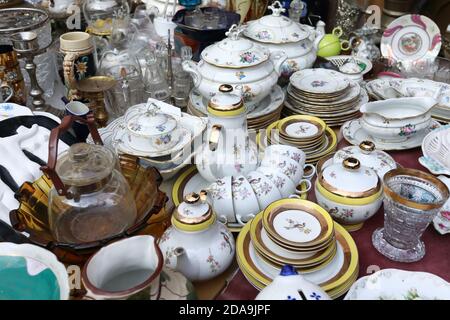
231, 175, 260, 226
209, 175, 236, 224
261, 155, 314, 186
257, 166, 296, 198
81, 235, 163, 300
264, 144, 306, 165
65, 101, 91, 142
247, 170, 282, 210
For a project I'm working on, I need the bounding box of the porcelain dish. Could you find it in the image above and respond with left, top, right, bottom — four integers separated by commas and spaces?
381, 14, 442, 63
420, 124, 450, 176
345, 269, 450, 300
182, 24, 287, 108
314, 157, 383, 231
433, 176, 450, 235
243, 1, 323, 79
342, 118, 441, 151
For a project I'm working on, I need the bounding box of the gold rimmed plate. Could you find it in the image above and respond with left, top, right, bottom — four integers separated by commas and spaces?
262, 198, 334, 249
277, 115, 326, 142
236, 221, 359, 294
250, 213, 336, 268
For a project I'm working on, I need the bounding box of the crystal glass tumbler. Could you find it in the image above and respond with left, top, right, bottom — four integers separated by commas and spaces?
373, 168, 449, 262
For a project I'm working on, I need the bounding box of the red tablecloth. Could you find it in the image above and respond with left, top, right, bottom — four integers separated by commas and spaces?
217, 141, 450, 300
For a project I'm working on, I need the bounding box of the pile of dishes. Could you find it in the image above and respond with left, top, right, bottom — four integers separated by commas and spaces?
236, 198, 359, 299
187, 85, 285, 130
258, 115, 337, 165
88, 99, 207, 179
366, 78, 450, 123
283, 68, 368, 127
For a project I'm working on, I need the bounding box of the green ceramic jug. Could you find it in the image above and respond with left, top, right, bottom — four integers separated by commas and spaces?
317, 26, 350, 58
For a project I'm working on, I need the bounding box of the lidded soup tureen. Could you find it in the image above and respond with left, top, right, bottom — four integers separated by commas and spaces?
314, 157, 383, 231
243, 1, 323, 79
196, 84, 258, 182
126, 103, 181, 152
182, 24, 287, 109
158, 191, 235, 282
333, 141, 397, 179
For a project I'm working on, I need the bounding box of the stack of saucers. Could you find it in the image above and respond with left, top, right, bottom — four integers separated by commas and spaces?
258, 115, 337, 165
237, 198, 359, 299
283, 68, 369, 127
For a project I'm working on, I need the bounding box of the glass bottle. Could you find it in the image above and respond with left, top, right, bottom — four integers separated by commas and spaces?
143, 52, 170, 102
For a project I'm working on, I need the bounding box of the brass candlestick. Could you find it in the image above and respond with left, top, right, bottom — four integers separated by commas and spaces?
75, 76, 117, 128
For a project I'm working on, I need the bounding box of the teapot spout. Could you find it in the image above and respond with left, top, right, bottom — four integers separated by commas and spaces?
182, 60, 202, 88
313, 20, 326, 50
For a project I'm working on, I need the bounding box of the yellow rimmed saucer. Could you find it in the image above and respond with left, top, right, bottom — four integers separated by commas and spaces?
262, 198, 334, 249
250, 213, 337, 268
277, 115, 326, 142
236, 220, 359, 296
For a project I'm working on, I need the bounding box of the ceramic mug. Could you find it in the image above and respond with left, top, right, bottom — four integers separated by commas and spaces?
60, 32, 97, 90
209, 175, 236, 224
81, 235, 163, 300
247, 170, 282, 211
65, 101, 91, 142
257, 166, 296, 198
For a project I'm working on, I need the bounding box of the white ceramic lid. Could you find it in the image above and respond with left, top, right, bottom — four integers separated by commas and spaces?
208, 84, 244, 112
201, 24, 270, 68
333, 141, 397, 178
175, 191, 212, 225
127, 106, 177, 137
319, 157, 380, 197
244, 1, 310, 43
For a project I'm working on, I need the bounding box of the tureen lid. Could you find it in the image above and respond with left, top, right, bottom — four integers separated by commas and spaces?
207, 84, 245, 115
201, 24, 270, 68
56, 143, 115, 187
243, 1, 310, 44
333, 141, 397, 178
318, 157, 381, 198
127, 103, 177, 136
172, 191, 214, 231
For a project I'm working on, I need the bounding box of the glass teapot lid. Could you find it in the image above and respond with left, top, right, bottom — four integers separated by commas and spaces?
56, 143, 116, 187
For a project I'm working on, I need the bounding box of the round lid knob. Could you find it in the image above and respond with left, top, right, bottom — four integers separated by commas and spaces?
359, 140, 376, 153
56, 143, 115, 187
173, 191, 214, 230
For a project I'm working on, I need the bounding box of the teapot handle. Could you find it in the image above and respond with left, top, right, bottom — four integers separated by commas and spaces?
40, 114, 103, 198
208, 124, 222, 152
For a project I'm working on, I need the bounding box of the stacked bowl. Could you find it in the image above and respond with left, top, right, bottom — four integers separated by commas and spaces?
236, 198, 360, 299
283, 68, 368, 127
259, 115, 338, 165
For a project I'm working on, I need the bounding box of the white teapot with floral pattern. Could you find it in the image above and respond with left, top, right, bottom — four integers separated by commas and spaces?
158, 191, 235, 282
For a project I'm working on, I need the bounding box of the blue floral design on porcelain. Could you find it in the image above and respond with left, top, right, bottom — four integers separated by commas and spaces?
0, 104, 13, 111
311, 80, 327, 87
255, 30, 271, 40
310, 292, 322, 300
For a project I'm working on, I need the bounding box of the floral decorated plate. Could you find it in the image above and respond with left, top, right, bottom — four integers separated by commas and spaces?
381, 14, 442, 63
399, 78, 450, 109
433, 176, 450, 235
290, 69, 350, 95
0, 103, 33, 120
342, 118, 441, 151
344, 269, 450, 300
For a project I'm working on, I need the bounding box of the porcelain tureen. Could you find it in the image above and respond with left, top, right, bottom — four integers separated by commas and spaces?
243, 1, 323, 79
314, 157, 383, 231
158, 191, 235, 282
182, 24, 287, 109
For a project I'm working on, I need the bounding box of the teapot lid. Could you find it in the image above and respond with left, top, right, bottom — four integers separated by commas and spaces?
318, 157, 381, 198
56, 143, 115, 187
207, 84, 245, 115
127, 103, 178, 137
201, 24, 270, 68
172, 191, 215, 231
244, 1, 310, 43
